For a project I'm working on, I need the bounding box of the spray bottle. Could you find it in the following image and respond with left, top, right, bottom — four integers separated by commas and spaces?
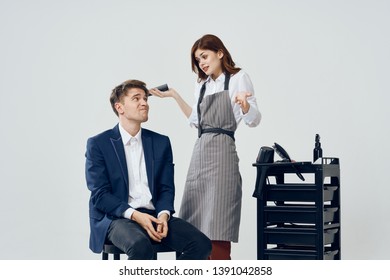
313, 134, 323, 163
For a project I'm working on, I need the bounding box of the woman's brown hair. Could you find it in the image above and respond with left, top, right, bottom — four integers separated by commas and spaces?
191, 34, 241, 82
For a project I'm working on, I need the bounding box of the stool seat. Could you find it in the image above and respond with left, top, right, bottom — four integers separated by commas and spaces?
102, 242, 176, 260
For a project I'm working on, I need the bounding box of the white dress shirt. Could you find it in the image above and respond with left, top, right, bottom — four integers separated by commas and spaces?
119, 125, 155, 219
188, 70, 261, 128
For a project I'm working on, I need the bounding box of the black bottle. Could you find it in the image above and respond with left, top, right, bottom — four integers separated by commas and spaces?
313, 134, 323, 162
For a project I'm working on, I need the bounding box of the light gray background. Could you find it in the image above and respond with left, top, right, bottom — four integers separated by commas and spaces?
0, 0, 389, 260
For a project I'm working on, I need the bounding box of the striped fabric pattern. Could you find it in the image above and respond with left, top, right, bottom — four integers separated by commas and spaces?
179, 90, 242, 242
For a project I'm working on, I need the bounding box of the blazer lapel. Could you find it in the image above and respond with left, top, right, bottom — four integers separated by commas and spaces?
110, 124, 129, 187
142, 129, 154, 194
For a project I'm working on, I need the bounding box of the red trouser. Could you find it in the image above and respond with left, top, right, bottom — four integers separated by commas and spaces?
208, 241, 231, 260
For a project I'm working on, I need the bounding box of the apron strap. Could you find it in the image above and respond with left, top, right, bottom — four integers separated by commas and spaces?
200, 127, 235, 141
197, 82, 207, 138
224, 73, 231, 91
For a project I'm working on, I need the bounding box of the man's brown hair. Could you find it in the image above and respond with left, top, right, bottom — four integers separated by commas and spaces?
109, 79, 149, 116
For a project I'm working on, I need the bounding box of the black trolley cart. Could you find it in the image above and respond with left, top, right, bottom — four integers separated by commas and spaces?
252, 158, 341, 260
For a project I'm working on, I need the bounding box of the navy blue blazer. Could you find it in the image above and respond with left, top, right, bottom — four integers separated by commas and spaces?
85, 124, 175, 253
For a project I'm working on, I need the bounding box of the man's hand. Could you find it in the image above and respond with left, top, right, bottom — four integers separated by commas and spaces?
131, 211, 165, 242
156, 213, 169, 238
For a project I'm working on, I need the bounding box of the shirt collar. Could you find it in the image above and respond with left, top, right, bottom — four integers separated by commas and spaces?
118, 124, 142, 145
205, 72, 225, 84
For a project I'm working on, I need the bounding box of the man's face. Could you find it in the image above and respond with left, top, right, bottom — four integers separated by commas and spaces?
115, 88, 149, 124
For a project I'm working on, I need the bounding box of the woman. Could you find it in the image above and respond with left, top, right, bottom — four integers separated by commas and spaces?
150, 34, 261, 259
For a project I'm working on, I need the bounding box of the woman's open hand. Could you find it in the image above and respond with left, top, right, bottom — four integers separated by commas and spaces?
234, 92, 252, 114
149, 87, 177, 98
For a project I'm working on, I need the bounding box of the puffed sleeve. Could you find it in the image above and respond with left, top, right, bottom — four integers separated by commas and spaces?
187, 81, 202, 128
236, 72, 261, 127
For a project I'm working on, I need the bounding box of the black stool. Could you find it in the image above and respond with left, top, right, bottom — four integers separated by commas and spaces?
102, 242, 177, 260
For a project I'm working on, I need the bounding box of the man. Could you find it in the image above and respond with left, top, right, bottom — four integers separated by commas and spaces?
85, 79, 211, 259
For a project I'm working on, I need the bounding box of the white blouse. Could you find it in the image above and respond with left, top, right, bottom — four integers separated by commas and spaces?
188, 70, 261, 128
